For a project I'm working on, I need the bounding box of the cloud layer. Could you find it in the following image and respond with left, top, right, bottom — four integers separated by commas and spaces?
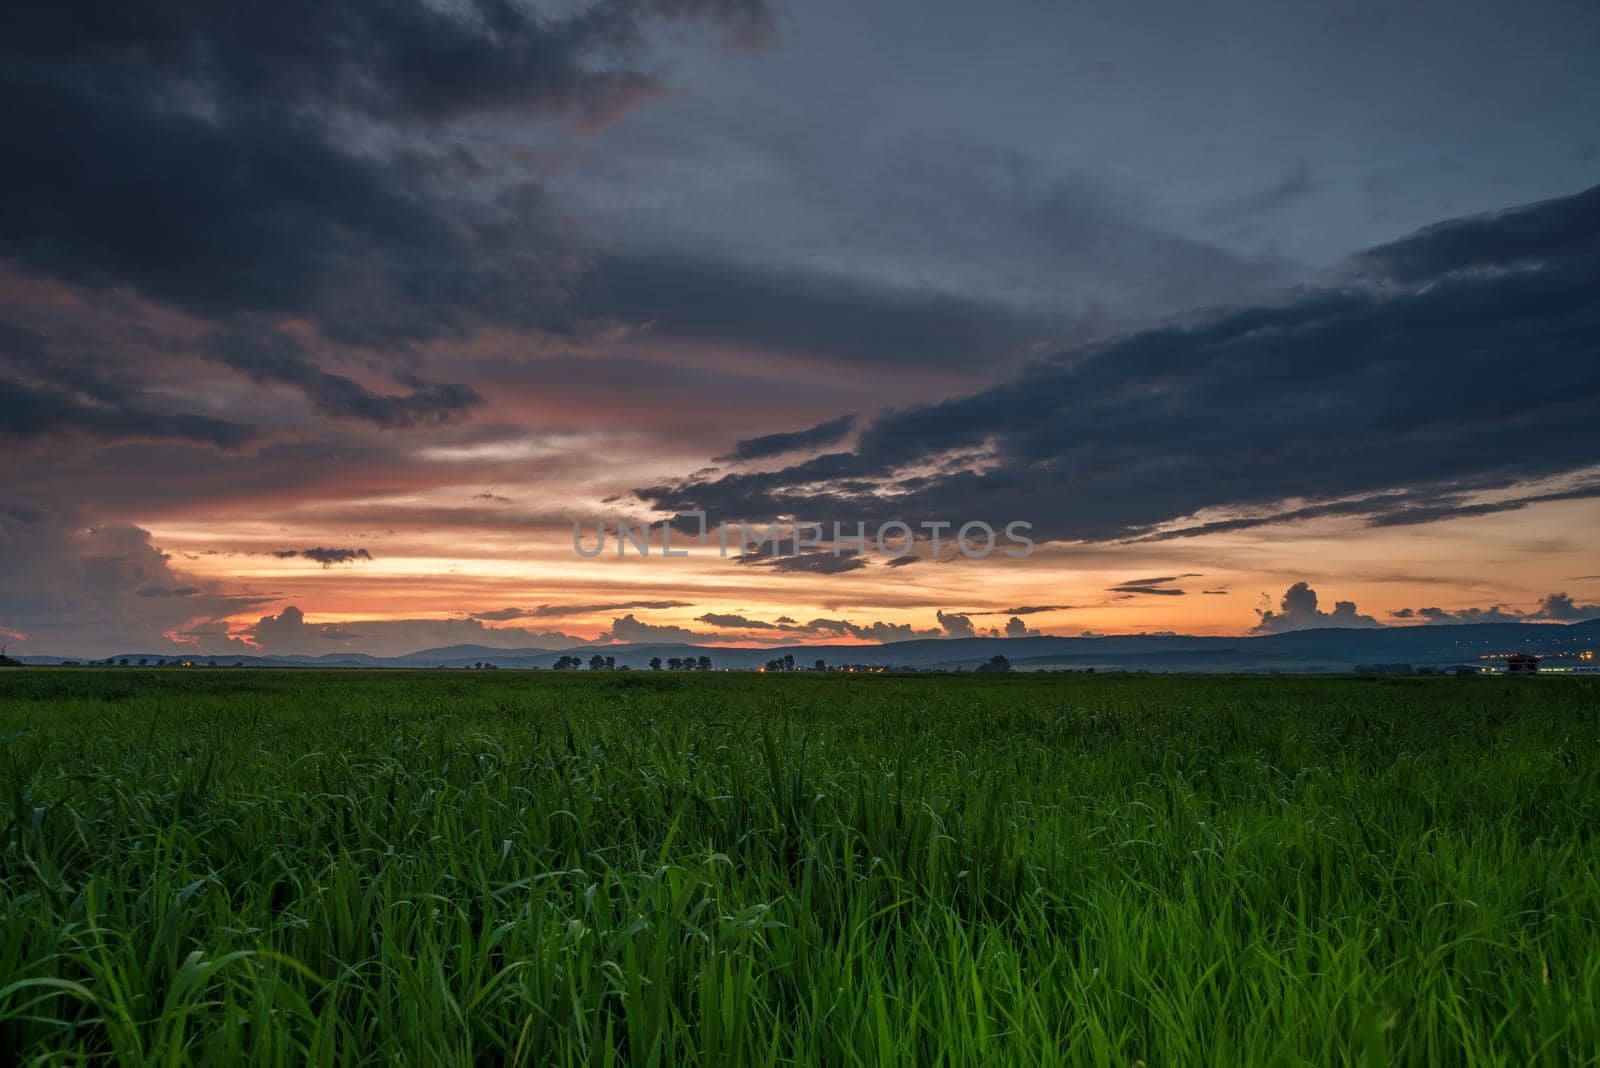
639, 186, 1600, 544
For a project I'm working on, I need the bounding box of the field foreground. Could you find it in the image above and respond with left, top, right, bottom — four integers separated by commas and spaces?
2, 670, 1598, 1065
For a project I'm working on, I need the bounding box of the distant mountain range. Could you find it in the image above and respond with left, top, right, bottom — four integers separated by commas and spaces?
11, 619, 1599, 673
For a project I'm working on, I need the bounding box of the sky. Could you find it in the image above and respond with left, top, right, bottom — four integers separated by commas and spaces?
3, 0, 1599, 658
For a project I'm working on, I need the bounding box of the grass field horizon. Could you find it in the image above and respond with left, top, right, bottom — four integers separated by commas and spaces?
3, 669, 1597, 1064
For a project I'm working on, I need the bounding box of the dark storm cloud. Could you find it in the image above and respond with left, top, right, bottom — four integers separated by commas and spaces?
1133, 478, 1600, 541
3, 76, 443, 325
2, 0, 774, 127
720, 414, 860, 462
0, 0, 774, 419
1356, 183, 1600, 283
1363, 481, 1600, 528
270, 548, 374, 567
637, 186, 1600, 544
0, 375, 257, 448
210, 331, 484, 428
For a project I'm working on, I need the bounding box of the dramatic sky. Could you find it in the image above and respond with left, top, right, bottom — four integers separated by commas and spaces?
4, 0, 1599, 657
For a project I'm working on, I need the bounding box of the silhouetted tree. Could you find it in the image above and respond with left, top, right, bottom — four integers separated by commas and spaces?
649, 657, 662, 671
815, 659, 826, 672
976, 654, 1012, 673
605, 655, 616, 670
589, 654, 606, 671
697, 655, 712, 671
668, 658, 683, 670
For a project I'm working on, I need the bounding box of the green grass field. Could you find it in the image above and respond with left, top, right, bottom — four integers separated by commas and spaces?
2, 669, 1597, 1065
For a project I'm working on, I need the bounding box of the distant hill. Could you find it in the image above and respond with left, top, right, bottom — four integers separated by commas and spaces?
13, 618, 1595, 673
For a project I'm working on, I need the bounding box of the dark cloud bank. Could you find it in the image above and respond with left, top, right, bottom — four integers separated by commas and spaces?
640, 185, 1600, 544
0, 0, 775, 434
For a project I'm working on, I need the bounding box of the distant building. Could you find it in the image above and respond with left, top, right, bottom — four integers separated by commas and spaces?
1505, 653, 1541, 675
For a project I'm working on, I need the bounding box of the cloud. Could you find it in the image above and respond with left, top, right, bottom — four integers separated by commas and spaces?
243, 604, 591, 657
0, 506, 267, 656
603, 613, 706, 644
469, 607, 535, 622
1531, 592, 1600, 622
1355, 184, 1600, 283
0, 0, 774, 431
1389, 592, 1600, 624
635, 185, 1600, 545
695, 612, 790, 630
1252, 582, 1382, 634
937, 609, 976, 638
270, 547, 374, 567
737, 547, 871, 574
210, 330, 483, 428
469, 601, 695, 622
249, 606, 317, 652
720, 413, 859, 462
996, 604, 1072, 615
1409, 605, 1527, 624
1004, 616, 1041, 638
3, 1, 775, 133
1, 375, 256, 449
800, 618, 941, 643
1109, 574, 1197, 596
